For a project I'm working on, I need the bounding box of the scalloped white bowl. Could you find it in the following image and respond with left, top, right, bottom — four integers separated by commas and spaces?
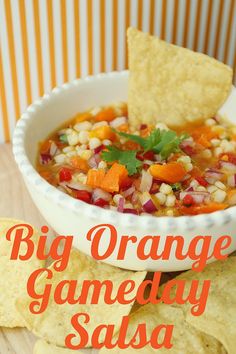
13, 71, 236, 271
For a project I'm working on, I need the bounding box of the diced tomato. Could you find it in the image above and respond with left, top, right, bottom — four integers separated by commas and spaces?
220, 153, 236, 165
183, 194, 194, 206
150, 182, 160, 194
59, 167, 72, 182
143, 151, 155, 160
120, 176, 133, 190
93, 198, 109, 207
94, 144, 105, 154
136, 153, 144, 161
140, 124, 147, 130
75, 190, 91, 203
195, 176, 208, 187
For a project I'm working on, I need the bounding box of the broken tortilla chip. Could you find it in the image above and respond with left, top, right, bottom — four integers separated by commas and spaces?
34, 339, 82, 354
0, 218, 45, 327
100, 302, 226, 354
127, 27, 233, 128
158, 257, 236, 354
16, 249, 146, 347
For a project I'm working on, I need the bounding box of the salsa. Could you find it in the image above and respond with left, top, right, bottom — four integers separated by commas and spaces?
37, 103, 236, 216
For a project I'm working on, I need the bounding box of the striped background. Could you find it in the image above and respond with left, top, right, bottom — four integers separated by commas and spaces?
0, 0, 236, 142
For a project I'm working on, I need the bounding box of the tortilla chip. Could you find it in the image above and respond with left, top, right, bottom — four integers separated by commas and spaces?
159, 257, 236, 354
16, 249, 146, 347
34, 339, 82, 354
127, 27, 233, 128
0, 218, 45, 327
100, 302, 226, 354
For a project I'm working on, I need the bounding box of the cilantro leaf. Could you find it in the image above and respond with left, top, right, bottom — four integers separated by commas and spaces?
101, 146, 142, 175
116, 129, 188, 160
59, 134, 68, 143
157, 132, 189, 159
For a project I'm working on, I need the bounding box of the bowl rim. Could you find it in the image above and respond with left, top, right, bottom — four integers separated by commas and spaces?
12, 70, 236, 231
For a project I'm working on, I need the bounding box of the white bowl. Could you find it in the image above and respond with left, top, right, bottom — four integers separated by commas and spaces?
13, 71, 236, 271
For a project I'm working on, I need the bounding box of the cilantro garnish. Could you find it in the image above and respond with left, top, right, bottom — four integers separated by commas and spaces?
59, 134, 68, 143
117, 129, 188, 159
101, 146, 142, 175
171, 183, 182, 192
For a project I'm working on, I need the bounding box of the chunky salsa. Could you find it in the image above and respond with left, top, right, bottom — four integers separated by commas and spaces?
37, 103, 236, 216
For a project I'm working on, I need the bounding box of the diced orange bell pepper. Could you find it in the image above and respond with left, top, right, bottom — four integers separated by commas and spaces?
123, 140, 140, 151
70, 156, 89, 172
190, 166, 202, 179
197, 135, 211, 148
116, 123, 129, 132
192, 126, 219, 146
95, 107, 116, 122
101, 163, 128, 193
86, 169, 106, 188
180, 203, 228, 215
74, 112, 92, 123
149, 162, 187, 183
89, 125, 116, 141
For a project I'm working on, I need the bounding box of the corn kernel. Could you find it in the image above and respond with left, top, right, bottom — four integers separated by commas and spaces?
78, 131, 89, 144
74, 121, 92, 132
54, 154, 66, 164
155, 192, 166, 205
212, 189, 226, 203
89, 137, 101, 150
165, 195, 176, 207
80, 150, 93, 160
160, 183, 172, 195
215, 181, 226, 190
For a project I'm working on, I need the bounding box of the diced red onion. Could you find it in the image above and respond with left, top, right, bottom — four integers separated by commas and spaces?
180, 191, 210, 204
142, 199, 157, 213
92, 188, 111, 202
220, 161, 236, 172
181, 139, 194, 148
140, 170, 153, 193
94, 153, 101, 164
186, 186, 194, 192
180, 140, 195, 156
88, 156, 98, 168
110, 116, 127, 128
64, 181, 92, 192
117, 197, 125, 212
205, 169, 223, 183
40, 153, 52, 165
227, 174, 236, 187
123, 208, 139, 215
123, 186, 135, 197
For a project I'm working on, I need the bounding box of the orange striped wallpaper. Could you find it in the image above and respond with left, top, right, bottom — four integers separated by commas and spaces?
0, 0, 235, 142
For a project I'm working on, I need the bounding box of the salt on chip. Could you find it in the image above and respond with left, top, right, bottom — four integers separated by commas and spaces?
0, 218, 45, 328
127, 27, 233, 128
34, 339, 82, 354
100, 302, 226, 354
173, 257, 236, 354
16, 249, 146, 347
